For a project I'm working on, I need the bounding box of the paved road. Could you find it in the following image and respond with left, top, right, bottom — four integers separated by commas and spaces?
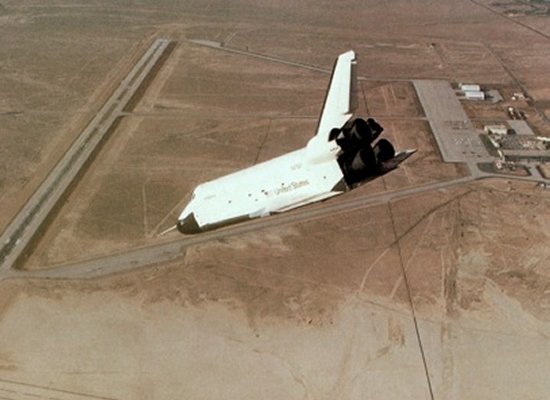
5, 175, 475, 281
188, 39, 409, 82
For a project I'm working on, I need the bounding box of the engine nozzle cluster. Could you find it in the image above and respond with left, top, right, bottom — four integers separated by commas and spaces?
335, 117, 395, 185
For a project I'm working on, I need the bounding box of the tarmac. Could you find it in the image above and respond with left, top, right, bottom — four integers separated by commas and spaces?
412, 79, 492, 163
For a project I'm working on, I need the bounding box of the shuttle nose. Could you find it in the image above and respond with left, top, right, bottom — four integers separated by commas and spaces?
177, 212, 202, 234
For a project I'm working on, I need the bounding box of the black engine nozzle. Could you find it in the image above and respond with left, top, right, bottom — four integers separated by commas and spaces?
367, 118, 384, 142
343, 138, 395, 184
336, 117, 384, 152
373, 138, 395, 162
348, 118, 371, 143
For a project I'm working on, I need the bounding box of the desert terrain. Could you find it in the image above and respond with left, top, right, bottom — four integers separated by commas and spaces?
0, 0, 549, 399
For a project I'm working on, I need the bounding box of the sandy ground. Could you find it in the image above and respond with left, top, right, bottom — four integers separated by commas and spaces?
2, 180, 550, 399
1, 1, 550, 398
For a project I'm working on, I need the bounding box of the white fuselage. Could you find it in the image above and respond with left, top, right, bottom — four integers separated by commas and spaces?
177, 137, 347, 233
174, 50, 416, 234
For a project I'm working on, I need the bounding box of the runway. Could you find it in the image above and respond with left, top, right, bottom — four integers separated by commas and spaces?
0, 38, 172, 274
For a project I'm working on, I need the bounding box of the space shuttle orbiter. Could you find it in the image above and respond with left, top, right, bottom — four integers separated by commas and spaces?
177, 50, 415, 234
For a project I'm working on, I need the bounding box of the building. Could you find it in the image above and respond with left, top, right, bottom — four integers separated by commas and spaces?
512, 92, 527, 101
485, 134, 550, 163
484, 124, 508, 135
460, 83, 481, 92
465, 90, 485, 100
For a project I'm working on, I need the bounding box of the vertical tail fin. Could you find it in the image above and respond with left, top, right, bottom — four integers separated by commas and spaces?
314, 51, 357, 141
